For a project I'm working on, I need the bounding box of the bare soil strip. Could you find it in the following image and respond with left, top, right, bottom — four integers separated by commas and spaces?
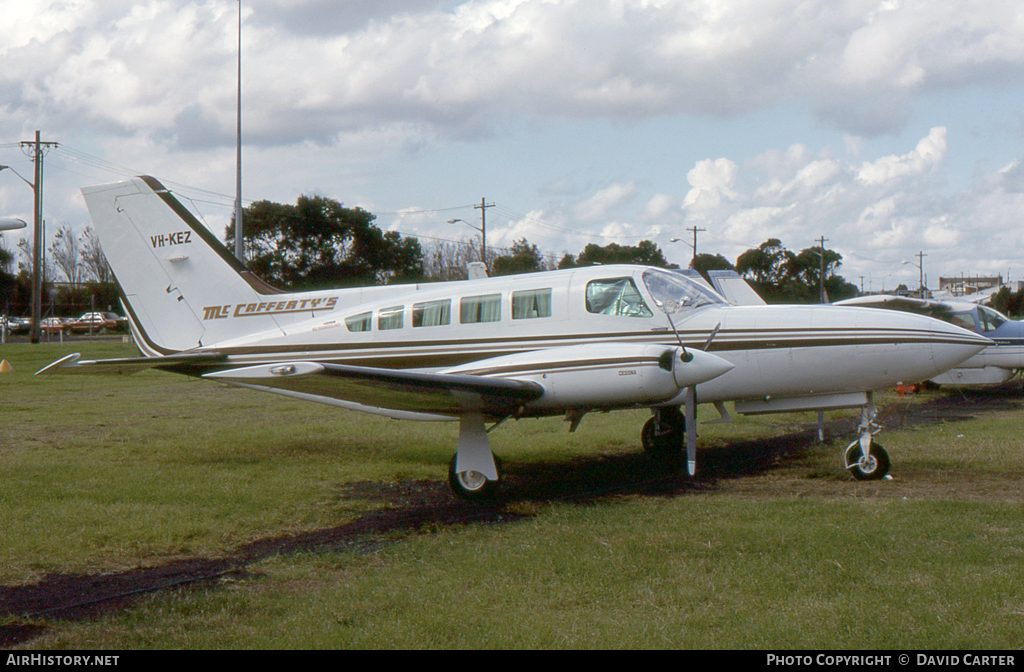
2, 382, 1020, 648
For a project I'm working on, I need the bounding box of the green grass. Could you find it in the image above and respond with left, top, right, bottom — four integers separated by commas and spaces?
2, 342, 1023, 648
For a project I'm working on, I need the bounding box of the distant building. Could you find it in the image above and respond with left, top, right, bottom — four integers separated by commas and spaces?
938, 275, 1003, 297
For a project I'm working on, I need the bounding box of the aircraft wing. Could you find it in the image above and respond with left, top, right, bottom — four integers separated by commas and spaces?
834, 294, 952, 316
37, 341, 730, 421
202, 361, 544, 418
37, 352, 543, 419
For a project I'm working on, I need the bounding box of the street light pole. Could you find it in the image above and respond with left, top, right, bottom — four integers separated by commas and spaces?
233, 0, 244, 262
472, 198, 493, 268
448, 215, 489, 268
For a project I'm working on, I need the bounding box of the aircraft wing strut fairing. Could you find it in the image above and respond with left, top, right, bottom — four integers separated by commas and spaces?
38, 177, 992, 498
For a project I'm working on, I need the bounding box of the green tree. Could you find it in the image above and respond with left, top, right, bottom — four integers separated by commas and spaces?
560, 240, 674, 268
491, 239, 546, 276
692, 252, 734, 283
226, 195, 423, 290
990, 286, 1024, 318
0, 246, 15, 310
735, 238, 788, 288
736, 238, 857, 303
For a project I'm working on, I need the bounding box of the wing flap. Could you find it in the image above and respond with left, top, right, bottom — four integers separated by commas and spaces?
203, 362, 544, 416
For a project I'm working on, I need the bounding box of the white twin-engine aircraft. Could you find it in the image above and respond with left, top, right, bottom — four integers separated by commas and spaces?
39, 177, 991, 498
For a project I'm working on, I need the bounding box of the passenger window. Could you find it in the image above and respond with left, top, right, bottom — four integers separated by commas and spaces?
413, 299, 451, 327
586, 278, 653, 317
344, 312, 372, 332
512, 289, 552, 319
378, 306, 404, 330
461, 294, 502, 324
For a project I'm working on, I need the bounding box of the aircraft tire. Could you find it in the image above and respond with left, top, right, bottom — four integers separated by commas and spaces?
847, 443, 891, 481
448, 455, 501, 501
641, 411, 685, 460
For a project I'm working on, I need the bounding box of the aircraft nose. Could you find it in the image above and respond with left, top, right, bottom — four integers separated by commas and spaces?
671, 347, 734, 389
927, 319, 993, 375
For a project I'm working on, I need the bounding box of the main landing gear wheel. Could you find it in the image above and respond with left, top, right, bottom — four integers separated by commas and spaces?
448, 455, 501, 501
845, 442, 891, 481
641, 407, 685, 463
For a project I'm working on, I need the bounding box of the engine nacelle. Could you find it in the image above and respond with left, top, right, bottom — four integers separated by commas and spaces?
443, 342, 732, 412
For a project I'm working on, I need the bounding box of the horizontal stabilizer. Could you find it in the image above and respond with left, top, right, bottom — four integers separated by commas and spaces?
36, 351, 228, 376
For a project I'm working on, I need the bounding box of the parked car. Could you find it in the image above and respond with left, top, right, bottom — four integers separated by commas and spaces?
3, 316, 31, 334
40, 317, 69, 335
67, 312, 121, 334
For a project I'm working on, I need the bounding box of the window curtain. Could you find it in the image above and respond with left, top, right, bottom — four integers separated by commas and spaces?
413, 299, 451, 327
460, 294, 502, 323
512, 289, 552, 319
377, 306, 404, 330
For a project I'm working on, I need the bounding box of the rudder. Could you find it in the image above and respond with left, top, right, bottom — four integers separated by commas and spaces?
82, 176, 287, 353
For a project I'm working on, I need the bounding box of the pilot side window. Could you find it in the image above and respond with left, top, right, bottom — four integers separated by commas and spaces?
377, 306, 404, 330
413, 299, 451, 327
978, 306, 1007, 332
344, 312, 372, 332
461, 294, 502, 324
950, 312, 977, 332
586, 278, 654, 318
511, 289, 552, 319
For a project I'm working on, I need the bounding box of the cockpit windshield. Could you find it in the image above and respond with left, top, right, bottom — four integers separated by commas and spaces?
978, 306, 1008, 332
642, 269, 726, 313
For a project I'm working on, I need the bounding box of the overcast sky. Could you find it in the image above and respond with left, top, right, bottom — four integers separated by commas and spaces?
2, 0, 1024, 291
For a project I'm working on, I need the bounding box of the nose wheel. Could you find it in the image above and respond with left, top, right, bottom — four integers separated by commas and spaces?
844, 441, 891, 480
641, 406, 685, 457
843, 396, 892, 481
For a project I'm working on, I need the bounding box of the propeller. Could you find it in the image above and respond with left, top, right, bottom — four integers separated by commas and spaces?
654, 297, 725, 476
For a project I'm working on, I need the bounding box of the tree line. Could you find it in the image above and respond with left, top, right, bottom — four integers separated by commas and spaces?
20, 190, 1020, 317
0, 224, 119, 318
217, 194, 860, 304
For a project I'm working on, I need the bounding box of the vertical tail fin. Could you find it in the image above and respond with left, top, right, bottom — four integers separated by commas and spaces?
82, 176, 291, 353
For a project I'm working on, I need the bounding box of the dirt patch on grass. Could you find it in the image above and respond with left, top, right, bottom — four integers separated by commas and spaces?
2, 381, 1021, 648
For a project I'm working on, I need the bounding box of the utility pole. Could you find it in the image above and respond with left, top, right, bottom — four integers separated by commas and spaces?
904, 251, 927, 298
817, 235, 829, 303
18, 131, 58, 344
685, 226, 705, 267
473, 198, 494, 268
916, 250, 927, 298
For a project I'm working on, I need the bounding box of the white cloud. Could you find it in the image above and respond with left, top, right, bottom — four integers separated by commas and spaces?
640, 193, 676, 220
663, 126, 1024, 285
682, 158, 738, 209
2, 1, 1024, 291
574, 181, 637, 221
856, 126, 947, 185
8, 0, 1024, 149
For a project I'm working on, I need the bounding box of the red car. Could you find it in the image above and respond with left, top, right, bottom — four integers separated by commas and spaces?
67, 312, 121, 334
40, 317, 69, 335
